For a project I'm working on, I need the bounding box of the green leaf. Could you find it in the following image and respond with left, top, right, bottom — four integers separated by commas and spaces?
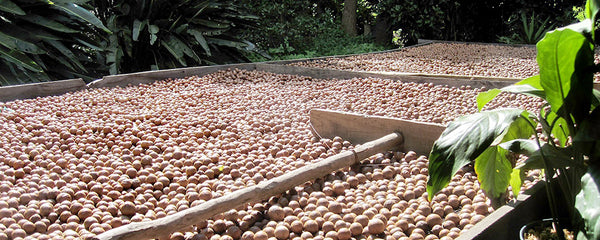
474, 146, 513, 200
188, 29, 211, 56
476, 89, 502, 112
49, 1, 112, 33
499, 139, 540, 155
592, 89, 600, 110
509, 168, 524, 197
174, 23, 188, 35
148, 25, 159, 45
0, 0, 25, 15
132, 19, 146, 41
161, 36, 187, 66
189, 1, 210, 21
575, 166, 600, 240
517, 144, 574, 170
547, 111, 571, 147
169, 35, 200, 62
207, 37, 248, 48
427, 108, 529, 200
20, 14, 78, 33
0, 31, 45, 54
537, 21, 595, 124
500, 111, 536, 143
75, 38, 101, 51
195, 19, 231, 29
539, 106, 571, 147
45, 40, 86, 72
574, 107, 600, 160
0, 47, 42, 72
585, 0, 600, 22
476, 75, 545, 111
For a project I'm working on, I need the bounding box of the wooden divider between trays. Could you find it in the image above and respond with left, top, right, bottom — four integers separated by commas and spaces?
94, 133, 404, 240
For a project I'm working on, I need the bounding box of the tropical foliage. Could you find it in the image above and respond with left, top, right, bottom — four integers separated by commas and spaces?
427, 0, 600, 238
0, 0, 110, 85
92, 0, 258, 74
373, 0, 580, 44
498, 12, 557, 44
236, 0, 342, 57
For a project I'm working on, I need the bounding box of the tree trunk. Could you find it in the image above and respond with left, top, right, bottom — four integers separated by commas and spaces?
374, 13, 392, 46
341, 0, 357, 36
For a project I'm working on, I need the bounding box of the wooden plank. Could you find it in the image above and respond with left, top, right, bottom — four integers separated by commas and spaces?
0, 79, 86, 102
309, 109, 445, 156
88, 63, 256, 89
256, 64, 517, 89
94, 133, 403, 240
457, 181, 552, 240
264, 41, 433, 65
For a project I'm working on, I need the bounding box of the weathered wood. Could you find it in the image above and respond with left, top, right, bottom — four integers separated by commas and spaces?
309, 109, 445, 156
256, 64, 518, 89
94, 133, 403, 240
0, 79, 86, 102
87, 63, 256, 89
263, 41, 433, 65
457, 181, 553, 240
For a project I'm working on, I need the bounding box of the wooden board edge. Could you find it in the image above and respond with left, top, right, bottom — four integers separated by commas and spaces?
261, 41, 434, 65
456, 181, 548, 240
257, 64, 516, 89
0, 78, 86, 102
88, 63, 257, 89
309, 109, 446, 156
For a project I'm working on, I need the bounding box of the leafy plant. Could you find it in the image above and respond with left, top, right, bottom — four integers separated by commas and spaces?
392, 28, 407, 47
498, 12, 556, 44
92, 0, 257, 74
427, 0, 600, 238
241, 14, 386, 62
0, 0, 110, 86
236, 0, 344, 58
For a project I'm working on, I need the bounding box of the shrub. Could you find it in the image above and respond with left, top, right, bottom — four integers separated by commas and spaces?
0, 0, 110, 85
93, 0, 258, 75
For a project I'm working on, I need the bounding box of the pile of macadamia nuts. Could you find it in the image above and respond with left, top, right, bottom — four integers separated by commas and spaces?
0, 69, 544, 240
289, 42, 600, 82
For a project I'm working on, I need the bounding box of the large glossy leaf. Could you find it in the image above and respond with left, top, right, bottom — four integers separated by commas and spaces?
0, 46, 42, 72
132, 19, 146, 41
474, 146, 513, 200
537, 21, 595, 124
509, 168, 525, 197
585, 0, 600, 23
45, 40, 86, 72
49, 1, 112, 33
171, 35, 201, 62
161, 37, 187, 66
575, 166, 600, 240
501, 112, 536, 143
427, 108, 529, 199
0, 0, 25, 15
188, 29, 211, 55
476, 75, 545, 111
539, 105, 571, 147
499, 139, 540, 155
20, 14, 78, 33
0, 31, 45, 54
517, 144, 574, 171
